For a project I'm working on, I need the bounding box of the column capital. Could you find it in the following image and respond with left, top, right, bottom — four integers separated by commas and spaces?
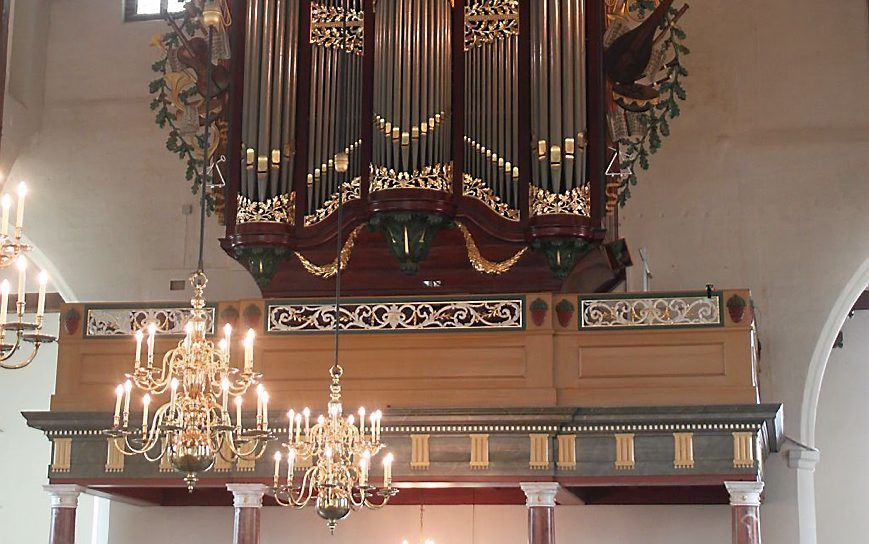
725, 481, 764, 507
227, 484, 269, 508
787, 448, 820, 471
520, 482, 559, 507
43, 484, 84, 508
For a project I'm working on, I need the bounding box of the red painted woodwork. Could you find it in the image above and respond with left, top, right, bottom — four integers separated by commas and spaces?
48, 507, 76, 544
233, 507, 261, 544
528, 507, 555, 544
731, 505, 762, 544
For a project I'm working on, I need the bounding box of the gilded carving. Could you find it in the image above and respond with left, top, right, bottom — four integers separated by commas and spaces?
456, 222, 527, 275
580, 294, 722, 329
529, 185, 591, 217
304, 178, 362, 226
311, 3, 364, 55
462, 175, 520, 221
294, 225, 364, 279
370, 164, 453, 193
237, 193, 295, 224
464, 0, 519, 50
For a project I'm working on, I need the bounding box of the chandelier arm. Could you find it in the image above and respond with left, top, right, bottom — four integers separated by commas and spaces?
0, 331, 26, 364
0, 341, 39, 369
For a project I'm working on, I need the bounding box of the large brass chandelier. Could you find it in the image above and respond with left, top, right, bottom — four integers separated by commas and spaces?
270, 1, 397, 529
106, 7, 273, 491
1, 182, 57, 370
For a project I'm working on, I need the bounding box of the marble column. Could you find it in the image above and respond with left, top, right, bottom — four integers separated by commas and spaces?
227, 484, 268, 544
520, 482, 559, 544
43, 484, 84, 544
725, 481, 765, 544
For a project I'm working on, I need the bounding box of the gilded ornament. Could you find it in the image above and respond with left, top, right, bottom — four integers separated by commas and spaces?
311, 3, 364, 55
464, 0, 519, 50
294, 225, 364, 279
529, 185, 591, 217
370, 164, 453, 193
304, 178, 362, 226
462, 175, 520, 221
456, 222, 527, 275
237, 193, 295, 224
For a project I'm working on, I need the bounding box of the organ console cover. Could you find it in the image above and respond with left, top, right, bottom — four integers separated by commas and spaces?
148, 0, 689, 296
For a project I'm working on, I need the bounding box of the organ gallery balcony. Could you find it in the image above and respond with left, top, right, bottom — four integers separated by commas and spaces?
25, 288, 780, 505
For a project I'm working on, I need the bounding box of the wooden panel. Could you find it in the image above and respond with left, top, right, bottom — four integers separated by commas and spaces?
577, 343, 726, 379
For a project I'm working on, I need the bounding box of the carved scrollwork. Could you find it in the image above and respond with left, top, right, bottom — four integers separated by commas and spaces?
579, 294, 722, 329
370, 163, 453, 193
267, 297, 523, 333
311, 3, 364, 55
86, 307, 216, 337
462, 175, 520, 221
529, 185, 591, 217
464, 0, 519, 50
237, 193, 295, 224
304, 178, 362, 226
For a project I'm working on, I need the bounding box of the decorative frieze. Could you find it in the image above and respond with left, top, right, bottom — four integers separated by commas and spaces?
464, 0, 519, 50
556, 434, 577, 469
51, 438, 72, 473
86, 306, 216, 337
614, 434, 635, 470
674, 432, 695, 469
410, 435, 431, 470
370, 164, 453, 193
470, 434, 490, 470
214, 441, 233, 472
578, 293, 722, 330
267, 297, 523, 333
236, 456, 257, 472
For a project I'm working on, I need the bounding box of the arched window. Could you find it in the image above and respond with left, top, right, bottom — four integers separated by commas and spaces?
125, 0, 186, 21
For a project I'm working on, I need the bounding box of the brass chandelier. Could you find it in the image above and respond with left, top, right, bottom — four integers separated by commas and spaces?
106, 6, 273, 491
0, 182, 57, 370
270, 1, 397, 530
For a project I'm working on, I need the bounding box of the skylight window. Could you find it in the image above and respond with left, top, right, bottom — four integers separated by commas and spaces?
125, 0, 187, 21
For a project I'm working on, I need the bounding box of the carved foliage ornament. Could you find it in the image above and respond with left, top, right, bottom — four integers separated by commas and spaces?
579, 294, 722, 329
464, 0, 519, 50
310, 2, 364, 56
529, 185, 591, 217
462, 175, 520, 221
237, 193, 295, 224
370, 164, 453, 193
86, 307, 216, 337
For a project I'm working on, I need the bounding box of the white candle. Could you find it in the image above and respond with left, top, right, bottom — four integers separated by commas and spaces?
375, 410, 382, 440
288, 410, 295, 441
244, 329, 255, 371
1, 194, 10, 236
256, 384, 264, 429
122, 380, 132, 427
147, 323, 157, 367
358, 407, 366, 437
262, 392, 269, 431
294, 414, 302, 441
287, 450, 296, 480
383, 453, 394, 486
134, 330, 143, 369
15, 182, 26, 230
113, 384, 124, 425
223, 323, 232, 355
0, 279, 9, 326
15, 256, 26, 311
273, 451, 282, 481
359, 454, 369, 486
303, 407, 310, 434
36, 270, 48, 318
221, 377, 229, 413
142, 394, 151, 434
235, 395, 243, 431
170, 377, 179, 413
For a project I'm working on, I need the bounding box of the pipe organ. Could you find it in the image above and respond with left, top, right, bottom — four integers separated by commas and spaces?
225, 0, 627, 295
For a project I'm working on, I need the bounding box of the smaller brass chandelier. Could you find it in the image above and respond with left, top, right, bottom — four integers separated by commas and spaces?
271, 3, 397, 527
1, 182, 57, 370
106, 8, 273, 491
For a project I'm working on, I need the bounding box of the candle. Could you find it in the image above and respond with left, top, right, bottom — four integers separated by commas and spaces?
122, 380, 132, 427
1, 194, 10, 236
294, 414, 302, 441
142, 394, 151, 434
303, 407, 310, 434
256, 384, 264, 429
36, 270, 48, 318
375, 410, 382, 440
359, 453, 369, 486
358, 407, 366, 436
0, 279, 9, 326
223, 323, 232, 355
262, 392, 269, 431
134, 330, 144, 369
15, 182, 26, 230
287, 450, 296, 480
169, 377, 179, 414
218, 338, 227, 359
15, 256, 26, 312
273, 451, 282, 482
221, 377, 229, 413
244, 329, 255, 371
113, 384, 124, 426
383, 452, 394, 486
288, 409, 295, 441
235, 395, 243, 431
147, 323, 157, 367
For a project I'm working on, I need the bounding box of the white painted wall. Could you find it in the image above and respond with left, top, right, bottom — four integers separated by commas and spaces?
106, 503, 729, 544
0, 315, 94, 544
815, 310, 869, 542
